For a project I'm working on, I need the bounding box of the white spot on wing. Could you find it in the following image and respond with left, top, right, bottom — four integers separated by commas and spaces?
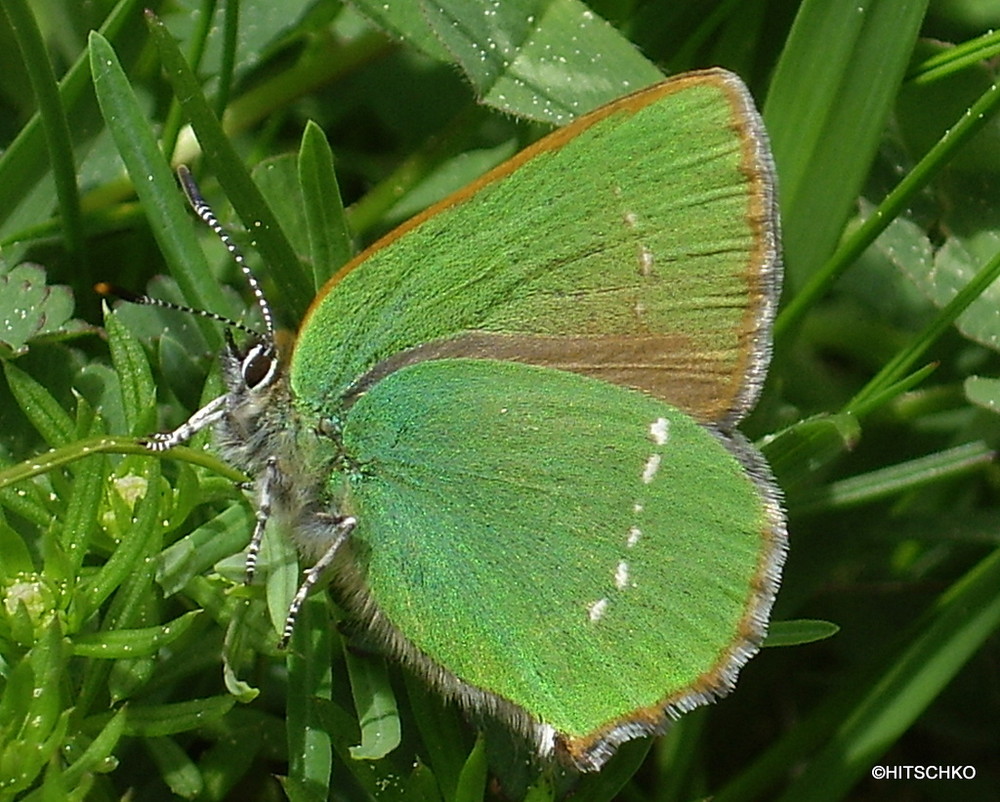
642, 454, 661, 484
638, 244, 654, 276
615, 561, 629, 590
627, 526, 641, 548
588, 598, 609, 622
589, 419, 669, 623
650, 417, 670, 446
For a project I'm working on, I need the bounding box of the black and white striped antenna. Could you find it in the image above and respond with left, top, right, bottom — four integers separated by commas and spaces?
96, 165, 276, 343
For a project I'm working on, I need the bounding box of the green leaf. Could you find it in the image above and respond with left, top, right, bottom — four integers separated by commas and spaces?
75, 458, 161, 625
761, 412, 862, 495
286, 594, 334, 800
775, 546, 1000, 801
298, 121, 353, 289
765, 0, 929, 291
344, 647, 401, 761
453, 735, 488, 802
156, 503, 253, 597
61, 707, 128, 787
0, 0, 143, 238
2, 0, 86, 270
104, 304, 156, 435
144, 12, 313, 321
2, 359, 75, 447
0, 515, 35, 579
764, 619, 840, 648
965, 374, 1000, 413
716, 544, 1000, 801
354, 0, 663, 122
0, 263, 84, 358
122, 696, 237, 737
70, 610, 202, 658
144, 736, 204, 799
261, 512, 300, 643
403, 668, 469, 802
793, 442, 994, 516
88, 30, 230, 343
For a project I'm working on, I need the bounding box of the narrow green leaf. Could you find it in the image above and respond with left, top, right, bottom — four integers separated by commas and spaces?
777, 58, 1000, 338
2, 360, 74, 447
144, 11, 313, 321
70, 611, 202, 658
0, 518, 34, 579
286, 594, 334, 800
844, 362, 938, 420
61, 707, 128, 787
908, 28, 1000, 84
22, 620, 69, 765
2, 0, 86, 271
144, 736, 205, 799
298, 121, 353, 290
122, 696, 237, 737
75, 459, 160, 625
404, 761, 446, 802
848, 243, 1000, 411
764, 619, 840, 648
715, 545, 1000, 801
105, 305, 156, 435
156, 503, 253, 597
453, 736, 488, 802
774, 546, 1000, 802
403, 668, 468, 802
344, 646, 401, 761
222, 597, 264, 703
0, 0, 142, 234
262, 514, 300, 642
194, 719, 268, 801
794, 442, 994, 516
88, 30, 229, 343
0, 435, 243, 493
761, 412, 862, 494
60, 438, 109, 576
765, 0, 929, 291
312, 696, 410, 799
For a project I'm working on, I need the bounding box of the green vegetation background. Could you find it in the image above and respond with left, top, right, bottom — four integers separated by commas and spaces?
2, 0, 1000, 800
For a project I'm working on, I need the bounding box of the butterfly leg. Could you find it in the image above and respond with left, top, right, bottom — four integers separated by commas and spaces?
143, 395, 227, 451
279, 513, 356, 648
243, 455, 280, 584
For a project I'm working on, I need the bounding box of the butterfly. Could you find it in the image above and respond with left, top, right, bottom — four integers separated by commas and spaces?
109, 67, 784, 771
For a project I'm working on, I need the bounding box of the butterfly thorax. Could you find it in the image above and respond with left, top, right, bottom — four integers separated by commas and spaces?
215, 334, 349, 563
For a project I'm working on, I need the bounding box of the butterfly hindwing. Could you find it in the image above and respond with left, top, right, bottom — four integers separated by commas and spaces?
332, 358, 781, 761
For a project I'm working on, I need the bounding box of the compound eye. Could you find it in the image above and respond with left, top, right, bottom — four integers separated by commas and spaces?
242, 344, 276, 389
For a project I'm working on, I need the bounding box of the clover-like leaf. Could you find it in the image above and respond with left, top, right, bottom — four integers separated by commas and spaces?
0, 263, 87, 358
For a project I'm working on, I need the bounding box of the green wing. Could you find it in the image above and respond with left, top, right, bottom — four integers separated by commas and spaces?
336, 358, 784, 767
293, 70, 779, 428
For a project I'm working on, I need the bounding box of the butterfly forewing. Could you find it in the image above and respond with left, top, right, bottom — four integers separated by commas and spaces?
292, 70, 778, 429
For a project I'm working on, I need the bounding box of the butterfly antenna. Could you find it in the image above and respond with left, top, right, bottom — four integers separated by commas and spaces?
94, 281, 263, 339
176, 164, 277, 344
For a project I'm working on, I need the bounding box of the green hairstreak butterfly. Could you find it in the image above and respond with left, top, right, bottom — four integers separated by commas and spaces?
121, 67, 785, 771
